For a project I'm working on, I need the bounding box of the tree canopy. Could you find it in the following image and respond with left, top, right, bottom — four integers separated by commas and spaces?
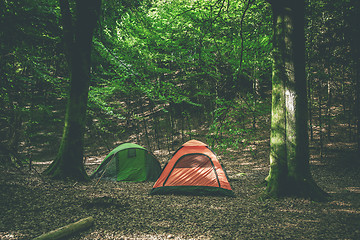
0, 0, 358, 186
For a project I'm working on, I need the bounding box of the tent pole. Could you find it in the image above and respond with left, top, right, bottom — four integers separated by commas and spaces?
94, 154, 116, 187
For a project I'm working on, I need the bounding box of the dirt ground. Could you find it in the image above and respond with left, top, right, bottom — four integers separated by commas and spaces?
1, 130, 360, 239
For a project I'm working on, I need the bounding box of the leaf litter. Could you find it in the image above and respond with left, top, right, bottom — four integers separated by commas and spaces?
1, 137, 359, 240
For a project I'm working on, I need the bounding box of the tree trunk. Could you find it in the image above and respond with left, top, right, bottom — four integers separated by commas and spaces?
318, 82, 324, 160
265, 0, 327, 201
307, 72, 313, 141
350, 0, 360, 153
326, 70, 332, 140
44, 0, 101, 180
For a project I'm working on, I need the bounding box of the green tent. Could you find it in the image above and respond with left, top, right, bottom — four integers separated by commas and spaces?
90, 143, 161, 182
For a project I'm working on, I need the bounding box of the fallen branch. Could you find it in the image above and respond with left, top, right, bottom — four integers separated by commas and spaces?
32, 216, 94, 240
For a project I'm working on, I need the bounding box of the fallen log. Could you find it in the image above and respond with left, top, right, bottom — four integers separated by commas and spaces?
33, 216, 94, 240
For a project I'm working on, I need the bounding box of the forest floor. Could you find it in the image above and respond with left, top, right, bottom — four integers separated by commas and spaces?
1, 124, 360, 240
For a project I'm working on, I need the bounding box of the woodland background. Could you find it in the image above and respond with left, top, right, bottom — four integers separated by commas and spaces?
0, 0, 360, 239
1, 0, 359, 161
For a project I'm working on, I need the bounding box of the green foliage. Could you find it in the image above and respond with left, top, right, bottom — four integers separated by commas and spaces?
0, 0, 65, 155
86, 0, 273, 151
94, 0, 272, 101
207, 95, 270, 155
0, 0, 274, 161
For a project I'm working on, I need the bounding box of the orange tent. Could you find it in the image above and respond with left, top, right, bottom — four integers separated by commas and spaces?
150, 140, 234, 196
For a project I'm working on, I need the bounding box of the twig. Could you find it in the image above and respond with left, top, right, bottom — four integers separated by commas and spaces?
148, 225, 164, 240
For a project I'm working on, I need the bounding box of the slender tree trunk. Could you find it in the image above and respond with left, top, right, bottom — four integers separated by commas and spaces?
252, 53, 259, 129
356, 63, 360, 154
265, 0, 327, 200
140, 103, 151, 151
325, 75, 330, 139
326, 74, 332, 140
348, 97, 353, 141
307, 72, 313, 140
341, 81, 346, 118
152, 104, 161, 150
44, 0, 101, 180
350, 0, 360, 153
356, 70, 360, 153
318, 81, 324, 160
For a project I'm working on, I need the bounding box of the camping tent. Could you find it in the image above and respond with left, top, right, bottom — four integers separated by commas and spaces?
91, 143, 161, 182
150, 140, 234, 196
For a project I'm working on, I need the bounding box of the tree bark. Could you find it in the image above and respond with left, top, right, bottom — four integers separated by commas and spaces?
44, 0, 101, 180
265, 0, 327, 201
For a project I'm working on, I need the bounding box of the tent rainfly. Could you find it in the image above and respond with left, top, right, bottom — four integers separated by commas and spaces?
150, 140, 234, 196
91, 143, 161, 182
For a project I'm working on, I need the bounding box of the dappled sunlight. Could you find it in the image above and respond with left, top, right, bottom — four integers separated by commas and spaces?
325, 208, 360, 214
2, 141, 360, 240
283, 222, 301, 229
239, 162, 255, 166
310, 160, 327, 166
278, 208, 307, 214
85, 156, 104, 165
329, 200, 353, 207
252, 166, 268, 171
345, 187, 360, 193
0, 232, 27, 240
33, 160, 53, 165
229, 172, 247, 179
84, 229, 187, 240
325, 142, 356, 149
302, 219, 321, 223
187, 203, 226, 210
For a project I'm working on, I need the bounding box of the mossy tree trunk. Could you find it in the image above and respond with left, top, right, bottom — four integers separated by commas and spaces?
44, 0, 101, 180
265, 0, 327, 201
